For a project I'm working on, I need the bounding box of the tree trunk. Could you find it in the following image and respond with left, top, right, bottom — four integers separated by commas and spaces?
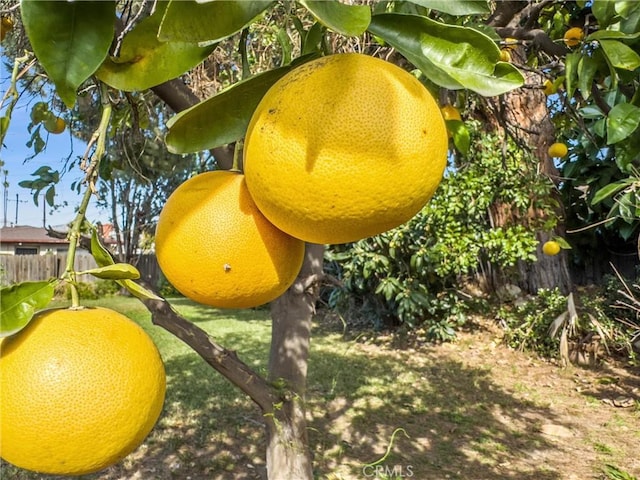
264, 243, 323, 480
482, 4, 573, 295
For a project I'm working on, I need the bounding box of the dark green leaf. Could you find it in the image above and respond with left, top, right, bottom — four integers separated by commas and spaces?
96, 3, 214, 91
90, 227, 115, 267
302, 22, 326, 55
577, 54, 601, 99
586, 30, 640, 41
368, 13, 524, 96
599, 39, 640, 70
0, 280, 55, 337
158, 0, 273, 45
592, 179, 632, 204
44, 185, 55, 206
564, 52, 581, 99
299, 0, 371, 36
592, 0, 619, 27
275, 27, 292, 67
78, 263, 141, 280
21, 1, 115, 107
409, 0, 490, 15
618, 222, 636, 241
166, 66, 293, 153
606, 102, 640, 144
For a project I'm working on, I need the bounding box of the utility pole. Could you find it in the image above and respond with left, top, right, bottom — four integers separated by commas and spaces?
2, 170, 7, 227
10, 194, 28, 226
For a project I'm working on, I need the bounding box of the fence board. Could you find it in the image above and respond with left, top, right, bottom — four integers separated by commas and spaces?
0, 254, 163, 287
0, 254, 99, 285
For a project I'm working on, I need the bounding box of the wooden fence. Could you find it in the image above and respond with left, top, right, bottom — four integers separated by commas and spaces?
0, 254, 163, 287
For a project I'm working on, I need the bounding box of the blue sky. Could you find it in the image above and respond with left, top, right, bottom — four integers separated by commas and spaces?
1, 62, 107, 228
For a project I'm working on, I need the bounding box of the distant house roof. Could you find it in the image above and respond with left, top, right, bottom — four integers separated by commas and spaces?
0, 226, 70, 245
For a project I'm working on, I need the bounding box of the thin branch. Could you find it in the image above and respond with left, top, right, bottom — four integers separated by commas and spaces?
142, 298, 277, 412
494, 27, 568, 57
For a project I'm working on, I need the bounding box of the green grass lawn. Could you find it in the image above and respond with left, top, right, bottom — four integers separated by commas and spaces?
3, 295, 639, 480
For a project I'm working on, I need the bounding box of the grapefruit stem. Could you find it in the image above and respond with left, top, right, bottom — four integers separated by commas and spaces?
63, 82, 112, 307
0, 53, 33, 146
231, 139, 243, 172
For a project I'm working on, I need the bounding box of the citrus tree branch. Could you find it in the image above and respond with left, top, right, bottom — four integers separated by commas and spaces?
142, 298, 277, 412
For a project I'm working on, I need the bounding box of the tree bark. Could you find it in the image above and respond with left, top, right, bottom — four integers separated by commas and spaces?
264, 243, 324, 480
484, 2, 573, 295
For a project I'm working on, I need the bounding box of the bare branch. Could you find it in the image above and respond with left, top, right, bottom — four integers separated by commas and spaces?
487, 0, 527, 28
495, 27, 568, 57
143, 298, 277, 412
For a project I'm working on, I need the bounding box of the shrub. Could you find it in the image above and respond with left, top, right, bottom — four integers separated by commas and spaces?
325, 124, 553, 341
498, 288, 571, 357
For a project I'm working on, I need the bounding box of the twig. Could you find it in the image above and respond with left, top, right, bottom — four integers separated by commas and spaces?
142, 298, 277, 413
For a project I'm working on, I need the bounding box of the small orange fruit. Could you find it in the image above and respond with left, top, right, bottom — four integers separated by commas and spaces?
542, 240, 561, 256
45, 116, 66, 134
441, 104, 462, 121
244, 53, 448, 245
503, 37, 518, 50
563, 27, 584, 47
0, 307, 166, 475
543, 79, 557, 96
499, 49, 511, 62
1, 16, 13, 42
155, 170, 305, 308
548, 142, 568, 158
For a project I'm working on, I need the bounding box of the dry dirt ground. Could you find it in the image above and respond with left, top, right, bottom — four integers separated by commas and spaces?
3, 315, 639, 480
310, 317, 640, 480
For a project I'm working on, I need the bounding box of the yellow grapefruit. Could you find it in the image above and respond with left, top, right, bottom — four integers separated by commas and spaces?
548, 142, 568, 158
0, 307, 166, 475
543, 240, 561, 256
441, 105, 462, 121
155, 170, 305, 308
243, 53, 448, 245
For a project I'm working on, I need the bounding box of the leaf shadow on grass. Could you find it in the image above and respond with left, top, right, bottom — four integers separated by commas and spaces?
2, 301, 579, 480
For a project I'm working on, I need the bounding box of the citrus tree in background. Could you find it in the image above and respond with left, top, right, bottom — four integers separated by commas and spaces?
0, 1, 639, 479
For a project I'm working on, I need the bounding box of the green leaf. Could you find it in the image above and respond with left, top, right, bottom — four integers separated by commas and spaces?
275, 27, 293, 67
599, 39, 640, 71
368, 13, 524, 96
117, 279, 163, 301
592, 0, 619, 27
158, 0, 273, 45
577, 54, 602, 99
302, 22, 326, 56
166, 66, 293, 153
0, 116, 9, 140
564, 52, 581, 99
90, 229, 162, 300
592, 179, 633, 204
408, 0, 490, 15
21, 0, 115, 108
78, 263, 141, 280
0, 280, 55, 337
96, 3, 214, 91
586, 30, 640, 41
299, 0, 371, 36
606, 102, 640, 144
90, 227, 115, 267
447, 120, 470, 155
